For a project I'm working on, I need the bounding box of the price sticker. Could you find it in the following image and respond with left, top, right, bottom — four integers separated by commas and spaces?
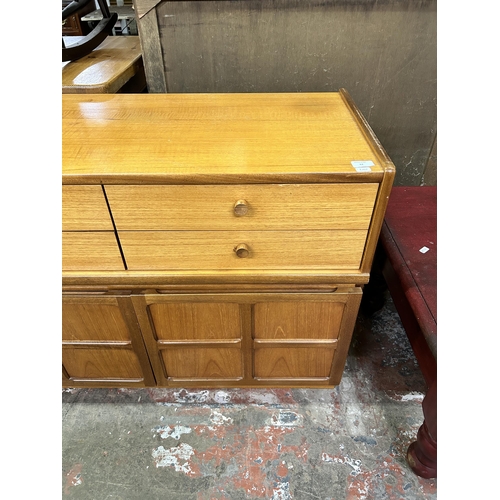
351, 160, 374, 172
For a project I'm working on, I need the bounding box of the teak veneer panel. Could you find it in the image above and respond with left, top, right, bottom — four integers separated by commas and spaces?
254, 346, 336, 379
119, 230, 367, 271
161, 347, 243, 380
254, 301, 344, 340
63, 348, 144, 380
63, 301, 131, 342
105, 184, 378, 230
149, 302, 242, 341
62, 92, 386, 183
62, 185, 113, 231
62, 232, 125, 271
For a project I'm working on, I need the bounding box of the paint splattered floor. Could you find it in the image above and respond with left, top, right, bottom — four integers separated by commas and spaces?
62, 294, 437, 499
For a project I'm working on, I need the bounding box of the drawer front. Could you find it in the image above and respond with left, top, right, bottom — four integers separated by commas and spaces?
63, 185, 113, 231
63, 232, 125, 271
105, 184, 378, 230
119, 230, 367, 271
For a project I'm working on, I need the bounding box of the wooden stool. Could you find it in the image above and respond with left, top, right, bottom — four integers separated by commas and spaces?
364, 186, 437, 478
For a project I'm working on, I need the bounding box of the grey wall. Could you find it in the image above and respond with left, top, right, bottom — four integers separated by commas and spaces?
138, 0, 437, 186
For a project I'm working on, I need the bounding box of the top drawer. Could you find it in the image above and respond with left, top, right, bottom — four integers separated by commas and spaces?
62, 185, 113, 231
105, 184, 378, 231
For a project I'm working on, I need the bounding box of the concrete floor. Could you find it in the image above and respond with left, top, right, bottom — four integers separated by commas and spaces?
62, 294, 437, 499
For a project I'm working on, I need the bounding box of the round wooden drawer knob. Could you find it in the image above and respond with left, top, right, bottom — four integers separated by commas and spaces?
234, 243, 250, 258
233, 199, 249, 216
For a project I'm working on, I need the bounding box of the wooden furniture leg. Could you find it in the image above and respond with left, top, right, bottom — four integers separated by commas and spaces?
407, 380, 437, 478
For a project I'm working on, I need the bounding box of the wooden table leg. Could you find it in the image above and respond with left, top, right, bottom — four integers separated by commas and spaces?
406, 379, 437, 479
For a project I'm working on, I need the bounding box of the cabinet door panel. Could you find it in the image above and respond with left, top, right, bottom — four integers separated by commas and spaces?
62, 296, 156, 387
161, 347, 243, 380
63, 302, 131, 342
254, 301, 344, 340
149, 303, 241, 341
63, 348, 144, 380
254, 347, 335, 379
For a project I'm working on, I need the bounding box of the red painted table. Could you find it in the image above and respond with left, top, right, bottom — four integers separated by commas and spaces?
379, 186, 437, 478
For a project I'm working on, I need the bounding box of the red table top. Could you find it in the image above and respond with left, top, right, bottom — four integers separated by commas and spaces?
381, 186, 437, 357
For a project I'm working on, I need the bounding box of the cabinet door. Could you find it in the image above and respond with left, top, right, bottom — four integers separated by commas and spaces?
252, 293, 361, 384
132, 296, 247, 386
62, 295, 155, 387
132, 289, 361, 388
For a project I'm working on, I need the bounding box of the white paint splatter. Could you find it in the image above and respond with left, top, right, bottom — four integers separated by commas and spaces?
153, 425, 192, 440
173, 389, 209, 403
344, 456, 362, 475
214, 390, 231, 404
152, 443, 195, 474
401, 392, 425, 402
209, 410, 233, 429
248, 391, 280, 405
272, 481, 292, 500
322, 453, 362, 476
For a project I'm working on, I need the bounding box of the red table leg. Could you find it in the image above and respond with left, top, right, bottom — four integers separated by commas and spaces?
407, 380, 437, 478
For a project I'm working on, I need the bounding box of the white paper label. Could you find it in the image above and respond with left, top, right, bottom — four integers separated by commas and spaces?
351, 160, 374, 172
419, 246, 430, 254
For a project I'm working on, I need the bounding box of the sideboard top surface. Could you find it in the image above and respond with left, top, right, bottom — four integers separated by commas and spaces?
62, 91, 393, 184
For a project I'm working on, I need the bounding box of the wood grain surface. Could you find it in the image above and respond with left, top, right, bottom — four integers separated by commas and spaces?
161, 347, 243, 380
62, 301, 131, 342
62, 232, 124, 271
62, 36, 144, 94
63, 348, 144, 380
254, 346, 335, 379
148, 302, 242, 340
62, 92, 384, 182
105, 184, 378, 230
62, 185, 113, 230
254, 301, 344, 339
118, 230, 367, 271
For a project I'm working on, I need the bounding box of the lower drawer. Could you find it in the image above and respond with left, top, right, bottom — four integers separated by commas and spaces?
62, 232, 124, 271
119, 230, 367, 270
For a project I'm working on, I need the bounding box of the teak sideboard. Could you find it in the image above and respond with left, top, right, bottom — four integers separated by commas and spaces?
62, 90, 395, 389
